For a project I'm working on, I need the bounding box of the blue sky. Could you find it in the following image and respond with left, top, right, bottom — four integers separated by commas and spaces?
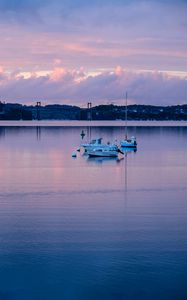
0, 0, 187, 105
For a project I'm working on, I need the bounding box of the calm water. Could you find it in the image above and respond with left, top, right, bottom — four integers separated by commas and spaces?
0, 124, 187, 300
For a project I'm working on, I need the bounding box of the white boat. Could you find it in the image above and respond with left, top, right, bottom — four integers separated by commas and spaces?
82, 138, 118, 152
88, 148, 118, 157
120, 92, 137, 148
87, 146, 123, 157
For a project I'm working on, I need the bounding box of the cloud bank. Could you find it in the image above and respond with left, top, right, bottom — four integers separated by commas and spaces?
0, 67, 186, 106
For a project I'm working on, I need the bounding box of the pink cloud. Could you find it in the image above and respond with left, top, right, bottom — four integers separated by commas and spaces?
0, 1, 187, 75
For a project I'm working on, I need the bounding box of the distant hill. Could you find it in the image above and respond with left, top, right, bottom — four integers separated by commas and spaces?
0, 102, 187, 121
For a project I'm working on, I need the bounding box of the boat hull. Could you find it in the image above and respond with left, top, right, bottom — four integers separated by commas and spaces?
88, 153, 118, 157
121, 143, 137, 148
88, 151, 118, 157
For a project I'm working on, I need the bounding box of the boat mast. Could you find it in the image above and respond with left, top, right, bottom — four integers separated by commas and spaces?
87, 102, 92, 142
125, 92, 128, 139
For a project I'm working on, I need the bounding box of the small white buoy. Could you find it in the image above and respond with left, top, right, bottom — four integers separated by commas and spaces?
72, 151, 77, 158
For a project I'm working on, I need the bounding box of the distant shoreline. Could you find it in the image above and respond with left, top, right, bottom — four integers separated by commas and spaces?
0, 103, 187, 121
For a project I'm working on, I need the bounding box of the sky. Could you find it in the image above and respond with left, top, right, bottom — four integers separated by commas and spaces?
0, 0, 187, 106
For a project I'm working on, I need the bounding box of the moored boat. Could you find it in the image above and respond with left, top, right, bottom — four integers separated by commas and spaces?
82, 138, 118, 152
87, 146, 123, 157
121, 136, 137, 148
120, 92, 137, 149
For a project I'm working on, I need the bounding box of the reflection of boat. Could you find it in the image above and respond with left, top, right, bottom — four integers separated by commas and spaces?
122, 147, 137, 154
87, 146, 123, 157
82, 138, 118, 152
120, 92, 137, 149
87, 156, 120, 163
87, 156, 124, 165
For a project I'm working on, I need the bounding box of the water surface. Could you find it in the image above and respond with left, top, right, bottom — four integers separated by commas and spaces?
0, 124, 187, 300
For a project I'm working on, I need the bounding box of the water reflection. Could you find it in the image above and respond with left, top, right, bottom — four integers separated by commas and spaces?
0, 124, 187, 300
86, 125, 92, 142
0, 127, 5, 139
86, 156, 124, 164
122, 147, 137, 154
36, 126, 41, 140
1, 125, 186, 194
